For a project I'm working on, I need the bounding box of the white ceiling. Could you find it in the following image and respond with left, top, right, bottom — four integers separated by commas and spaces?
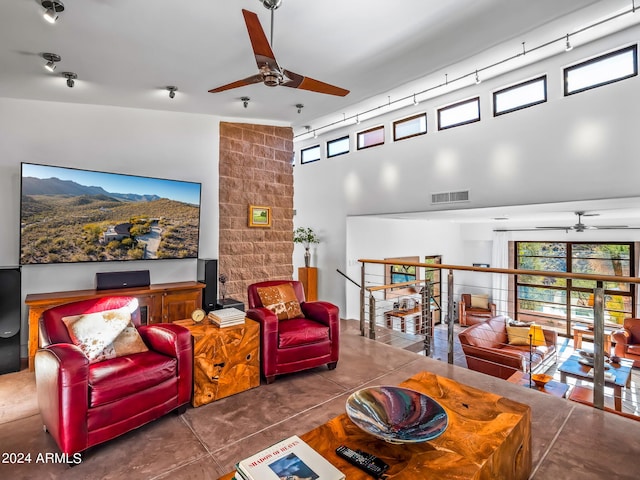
3, 0, 631, 136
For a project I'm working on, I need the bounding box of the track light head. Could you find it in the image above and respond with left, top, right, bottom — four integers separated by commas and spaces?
42, 53, 61, 72
41, 1, 64, 24
413, 94, 419, 106
296, 103, 304, 114
241, 96, 250, 108
62, 72, 77, 88
166, 86, 178, 99
474, 69, 481, 85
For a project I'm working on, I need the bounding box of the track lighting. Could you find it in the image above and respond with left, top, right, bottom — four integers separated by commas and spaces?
241, 96, 250, 108
565, 34, 573, 52
41, 1, 64, 24
166, 86, 178, 99
42, 53, 61, 72
413, 94, 419, 106
296, 103, 304, 114
62, 72, 76, 88
474, 69, 481, 85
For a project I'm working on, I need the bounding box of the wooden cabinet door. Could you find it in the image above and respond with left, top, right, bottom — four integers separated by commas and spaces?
162, 289, 202, 322
135, 294, 161, 324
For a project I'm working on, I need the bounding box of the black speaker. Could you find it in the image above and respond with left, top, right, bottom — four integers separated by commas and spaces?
197, 259, 218, 313
0, 267, 21, 374
96, 270, 150, 290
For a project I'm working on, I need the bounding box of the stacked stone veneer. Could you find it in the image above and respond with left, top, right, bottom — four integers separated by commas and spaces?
218, 122, 294, 306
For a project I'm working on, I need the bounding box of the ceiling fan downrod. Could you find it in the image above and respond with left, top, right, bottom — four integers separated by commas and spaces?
261, 0, 281, 46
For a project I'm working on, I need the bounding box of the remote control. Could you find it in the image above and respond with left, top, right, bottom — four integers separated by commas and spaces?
335, 445, 389, 478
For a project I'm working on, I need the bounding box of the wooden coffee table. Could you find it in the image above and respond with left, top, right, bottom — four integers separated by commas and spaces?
558, 354, 632, 411
218, 371, 532, 480
507, 371, 569, 398
572, 324, 613, 354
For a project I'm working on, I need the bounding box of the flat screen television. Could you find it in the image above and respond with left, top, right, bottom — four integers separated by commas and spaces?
20, 163, 202, 265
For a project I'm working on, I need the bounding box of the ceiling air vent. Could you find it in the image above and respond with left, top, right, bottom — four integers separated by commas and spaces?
431, 190, 470, 204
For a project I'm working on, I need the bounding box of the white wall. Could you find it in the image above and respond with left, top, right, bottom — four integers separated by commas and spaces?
293, 25, 640, 312
0, 98, 223, 355
344, 216, 466, 319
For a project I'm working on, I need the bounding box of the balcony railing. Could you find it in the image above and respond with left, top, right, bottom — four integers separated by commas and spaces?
357, 258, 639, 416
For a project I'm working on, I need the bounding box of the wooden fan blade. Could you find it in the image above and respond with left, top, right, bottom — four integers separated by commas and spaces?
208, 74, 263, 93
242, 9, 279, 71
282, 69, 349, 97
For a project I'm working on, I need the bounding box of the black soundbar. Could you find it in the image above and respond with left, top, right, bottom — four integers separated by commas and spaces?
96, 270, 150, 290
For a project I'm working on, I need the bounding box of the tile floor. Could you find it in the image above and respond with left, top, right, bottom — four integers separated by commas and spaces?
0, 319, 639, 479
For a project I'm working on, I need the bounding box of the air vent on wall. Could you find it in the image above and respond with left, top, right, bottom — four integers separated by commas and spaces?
431, 190, 470, 204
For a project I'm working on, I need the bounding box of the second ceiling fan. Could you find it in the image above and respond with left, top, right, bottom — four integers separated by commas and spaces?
208, 8, 349, 97
496, 211, 638, 232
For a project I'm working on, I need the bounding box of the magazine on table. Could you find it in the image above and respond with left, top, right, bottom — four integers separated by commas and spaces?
236, 435, 344, 480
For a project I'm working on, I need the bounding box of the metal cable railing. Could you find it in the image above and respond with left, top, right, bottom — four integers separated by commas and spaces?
357, 258, 639, 417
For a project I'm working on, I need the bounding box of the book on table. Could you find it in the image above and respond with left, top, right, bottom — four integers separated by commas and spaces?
208, 308, 245, 327
236, 435, 345, 480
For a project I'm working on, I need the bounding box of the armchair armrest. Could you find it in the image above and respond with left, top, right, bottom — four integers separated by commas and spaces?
138, 324, 193, 405
35, 344, 89, 455
138, 324, 191, 358
301, 301, 339, 327
612, 328, 630, 346
247, 307, 280, 380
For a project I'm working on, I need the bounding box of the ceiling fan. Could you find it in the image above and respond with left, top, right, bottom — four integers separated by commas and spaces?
208, 6, 349, 97
495, 211, 637, 232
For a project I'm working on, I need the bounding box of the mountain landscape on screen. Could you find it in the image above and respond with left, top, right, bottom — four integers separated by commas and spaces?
20, 164, 201, 265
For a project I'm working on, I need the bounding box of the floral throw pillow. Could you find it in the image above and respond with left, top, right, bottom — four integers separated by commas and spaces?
257, 283, 304, 320
62, 306, 148, 363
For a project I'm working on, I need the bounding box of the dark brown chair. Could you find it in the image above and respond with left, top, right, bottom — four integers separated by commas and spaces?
246, 280, 339, 384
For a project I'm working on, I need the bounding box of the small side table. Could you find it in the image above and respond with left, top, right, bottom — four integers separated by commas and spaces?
216, 298, 245, 311
174, 318, 260, 407
507, 371, 569, 398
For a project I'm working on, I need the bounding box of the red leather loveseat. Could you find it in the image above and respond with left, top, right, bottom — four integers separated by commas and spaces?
458, 316, 557, 379
247, 280, 339, 383
35, 296, 192, 455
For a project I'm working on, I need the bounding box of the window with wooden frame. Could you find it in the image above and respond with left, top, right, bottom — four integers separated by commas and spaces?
564, 44, 638, 96
393, 113, 427, 141
493, 76, 547, 116
437, 97, 480, 130
356, 125, 385, 150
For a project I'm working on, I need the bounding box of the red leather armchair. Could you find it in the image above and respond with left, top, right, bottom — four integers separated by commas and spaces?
612, 317, 640, 367
35, 296, 192, 455
247, 280, 339, 384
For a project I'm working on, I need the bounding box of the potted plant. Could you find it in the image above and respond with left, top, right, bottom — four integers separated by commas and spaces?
293, 227, 320, 267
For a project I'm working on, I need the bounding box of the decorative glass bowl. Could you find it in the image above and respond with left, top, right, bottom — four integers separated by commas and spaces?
345, 386, 448, 444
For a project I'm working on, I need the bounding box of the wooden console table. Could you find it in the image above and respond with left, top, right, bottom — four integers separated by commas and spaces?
25, 281, 204, 371
174, 319, 260, 406
218, 370, 531, 479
